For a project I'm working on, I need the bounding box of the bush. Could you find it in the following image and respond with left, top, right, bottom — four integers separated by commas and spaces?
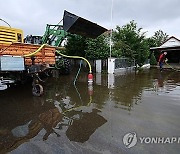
150, 53, 157, 65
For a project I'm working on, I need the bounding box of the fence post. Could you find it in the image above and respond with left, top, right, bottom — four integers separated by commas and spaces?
96, 60, 102, 73
108, 58, 115, 74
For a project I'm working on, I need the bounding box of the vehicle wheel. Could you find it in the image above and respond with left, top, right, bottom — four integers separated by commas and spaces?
63, 58, 70, 74
56, 58, 70, 75
32, 84, 43, 97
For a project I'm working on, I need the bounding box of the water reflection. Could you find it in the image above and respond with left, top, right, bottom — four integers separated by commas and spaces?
107, 71, 152, 111
0, 79, 15, 90
66, 109, 107, 143
0, 79, 107, 153
0, 69, 180, 153
0, 97, 106, 152
0, 84, 7, 90
153, 70, 180, 95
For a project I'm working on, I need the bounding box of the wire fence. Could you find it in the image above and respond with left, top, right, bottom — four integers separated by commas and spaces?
115, 58, 135, 69
69, 58, 135, 72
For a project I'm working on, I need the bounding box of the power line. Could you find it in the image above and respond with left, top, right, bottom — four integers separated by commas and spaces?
0, 18, 11, 27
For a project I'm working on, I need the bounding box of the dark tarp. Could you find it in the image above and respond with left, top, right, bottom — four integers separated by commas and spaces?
63, 10, 108, 39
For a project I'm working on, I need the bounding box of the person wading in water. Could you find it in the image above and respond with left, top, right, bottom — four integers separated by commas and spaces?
158, 51, 167, 71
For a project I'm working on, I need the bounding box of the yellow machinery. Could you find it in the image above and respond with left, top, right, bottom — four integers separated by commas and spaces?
0, 26, 24, 44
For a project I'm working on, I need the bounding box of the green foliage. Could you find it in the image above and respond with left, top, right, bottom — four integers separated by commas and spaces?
65, 34, 87, 57
145, 37, 156, 48
151, 30, 169, 47
150, 53, 157, 65
146, 30, 168, 62
113, 20, 149, 66
65, 34, 109, 60
85, 35, 109, 60
64, 21, 169, 65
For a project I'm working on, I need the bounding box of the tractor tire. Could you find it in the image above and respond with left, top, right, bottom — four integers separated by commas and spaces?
32, 84, 43, 97
63, 59, 71, 74
56, 58, 71, 75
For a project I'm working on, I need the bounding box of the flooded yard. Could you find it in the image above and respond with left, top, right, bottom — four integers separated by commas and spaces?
0, 69, 180, 154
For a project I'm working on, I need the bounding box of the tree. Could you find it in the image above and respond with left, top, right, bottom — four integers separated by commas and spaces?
85, 35, 109, 60
113, 20, 149, 66
150, 53, 157, 65
65, 34, 87, 57
65, 34, 109, 60
151, 30, 169, 47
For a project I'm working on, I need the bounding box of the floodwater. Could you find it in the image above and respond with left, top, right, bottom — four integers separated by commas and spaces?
0, 69, 180, 154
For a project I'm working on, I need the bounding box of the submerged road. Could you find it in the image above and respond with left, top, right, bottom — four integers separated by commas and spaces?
0, 69, 180, 154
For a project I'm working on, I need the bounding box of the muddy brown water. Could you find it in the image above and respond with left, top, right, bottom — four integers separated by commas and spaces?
0, 69, 180, 154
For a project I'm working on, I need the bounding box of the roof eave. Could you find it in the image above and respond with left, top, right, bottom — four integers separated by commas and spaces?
150, 45, 180, 51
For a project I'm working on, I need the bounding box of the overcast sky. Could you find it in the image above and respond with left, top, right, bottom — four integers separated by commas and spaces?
1, 0, 180, 38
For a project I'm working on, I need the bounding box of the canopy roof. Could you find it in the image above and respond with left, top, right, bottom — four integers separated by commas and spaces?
150, 36, 180, 51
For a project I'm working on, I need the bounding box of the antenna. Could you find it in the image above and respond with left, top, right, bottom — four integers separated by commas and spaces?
110, 0, 114, 58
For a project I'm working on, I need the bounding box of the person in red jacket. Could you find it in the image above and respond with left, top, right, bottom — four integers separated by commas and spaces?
158, 52, 167, 71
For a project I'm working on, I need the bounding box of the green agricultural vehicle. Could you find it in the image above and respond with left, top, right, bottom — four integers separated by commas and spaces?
24, 10, 107, 75
26, 10, 107, 47
0, 10, 107, 96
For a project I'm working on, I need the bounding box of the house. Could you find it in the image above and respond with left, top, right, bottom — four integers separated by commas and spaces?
150, 36, 180, 63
